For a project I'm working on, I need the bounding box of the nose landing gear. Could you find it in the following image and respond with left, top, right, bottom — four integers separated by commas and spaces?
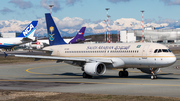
150, 68, 157, 80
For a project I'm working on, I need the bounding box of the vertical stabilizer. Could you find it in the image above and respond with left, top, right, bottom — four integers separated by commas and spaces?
69, 27, 86, 44
17, 21, 38, 37
45, 13, 66, 45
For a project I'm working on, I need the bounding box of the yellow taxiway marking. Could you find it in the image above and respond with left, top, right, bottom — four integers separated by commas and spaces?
0, 79, 180, 87
26, 64, 68, 75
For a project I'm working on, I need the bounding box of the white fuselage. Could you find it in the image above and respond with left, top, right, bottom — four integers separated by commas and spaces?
0, 38, 23, 44
22, 38, 73, 49
0, 38, 25, 49
44, 43, 176, 69
0, 37, 35, 49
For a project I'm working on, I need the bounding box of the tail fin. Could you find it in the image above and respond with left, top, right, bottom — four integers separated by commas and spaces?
69, 27, 86, 44
45, 13, 67, 45
17, 21, 38, 37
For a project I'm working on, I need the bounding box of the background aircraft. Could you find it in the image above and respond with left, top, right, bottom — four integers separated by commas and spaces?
0, 21, 38, 50
5, 13, 176, 80
21, 27, 87, 49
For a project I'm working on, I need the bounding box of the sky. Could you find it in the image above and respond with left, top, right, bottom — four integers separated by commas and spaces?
1, 0, 180, 37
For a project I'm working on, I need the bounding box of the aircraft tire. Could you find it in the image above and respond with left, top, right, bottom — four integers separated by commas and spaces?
83, 72, 88, 78
124, 71, 129, 77
83, 72, 92, 78
119, 71, 124, 77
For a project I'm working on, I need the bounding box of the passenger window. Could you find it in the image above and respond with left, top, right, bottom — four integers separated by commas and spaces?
158, 49, 162, 53
154, 49, 158, 53
162, 49, 168, 52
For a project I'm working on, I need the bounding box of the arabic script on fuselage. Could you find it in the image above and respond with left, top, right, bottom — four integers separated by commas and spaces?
86, 45, 130, 50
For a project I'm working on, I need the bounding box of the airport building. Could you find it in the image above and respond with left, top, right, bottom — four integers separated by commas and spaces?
120, 27, 180, 43
0, 33, 21, 38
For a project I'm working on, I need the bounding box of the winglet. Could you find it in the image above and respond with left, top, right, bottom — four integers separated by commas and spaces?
4, 52, 8, 58
69, 27, 86, 44
45, 13, 67, 46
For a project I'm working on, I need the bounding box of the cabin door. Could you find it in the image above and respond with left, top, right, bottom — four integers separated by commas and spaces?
142, 45, 149, 59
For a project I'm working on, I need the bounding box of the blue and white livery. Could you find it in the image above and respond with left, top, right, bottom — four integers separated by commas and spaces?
0, 21, 38, 49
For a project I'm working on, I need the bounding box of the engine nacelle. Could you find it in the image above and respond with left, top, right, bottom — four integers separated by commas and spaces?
84, 62, 106, 76
138, 68, 160, 74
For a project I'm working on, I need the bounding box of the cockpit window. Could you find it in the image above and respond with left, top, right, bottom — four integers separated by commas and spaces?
168, 49, 172, 52
162, 49, 168, 52
158, 49, 162, 53
154, 49, 171, 53
154, 49, 158, 53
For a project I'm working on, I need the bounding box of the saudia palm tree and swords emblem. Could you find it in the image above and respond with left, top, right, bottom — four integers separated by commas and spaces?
49, 26, 55, 41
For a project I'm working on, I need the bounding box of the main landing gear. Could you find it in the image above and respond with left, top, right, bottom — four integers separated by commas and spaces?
82, 72, 92, 78
119, 68, 129, 77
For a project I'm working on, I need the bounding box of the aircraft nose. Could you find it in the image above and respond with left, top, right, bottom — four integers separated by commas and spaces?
169, 56, 177, 65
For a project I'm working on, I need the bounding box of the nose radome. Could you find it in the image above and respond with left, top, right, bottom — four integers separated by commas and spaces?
170, 56, 177, 65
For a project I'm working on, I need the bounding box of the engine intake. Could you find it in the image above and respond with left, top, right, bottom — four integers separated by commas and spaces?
84, 62, 106, 76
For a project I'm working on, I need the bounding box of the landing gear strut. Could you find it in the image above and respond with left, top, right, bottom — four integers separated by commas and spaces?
83, 72, 92, 78
150, 68, 157, 80
119, 68, 129, 77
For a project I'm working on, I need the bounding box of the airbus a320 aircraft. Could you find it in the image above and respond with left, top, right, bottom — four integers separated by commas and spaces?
5, 13, 177, 79
0, 21, 38, 50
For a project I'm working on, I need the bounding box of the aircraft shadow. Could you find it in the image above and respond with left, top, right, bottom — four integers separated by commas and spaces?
20, 72, 180, 80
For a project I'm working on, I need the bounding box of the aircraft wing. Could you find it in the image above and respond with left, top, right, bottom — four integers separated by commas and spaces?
5, 53, 113, 63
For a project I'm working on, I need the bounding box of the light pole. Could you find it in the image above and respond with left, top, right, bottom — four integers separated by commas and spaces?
117, 22, 120, 42
49, 5, 54, 15
141, 10, 144, 42
106, 8, 110, 43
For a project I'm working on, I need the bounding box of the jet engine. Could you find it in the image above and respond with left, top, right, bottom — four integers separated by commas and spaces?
84, 62, 106, 76
138, 68, 160, 74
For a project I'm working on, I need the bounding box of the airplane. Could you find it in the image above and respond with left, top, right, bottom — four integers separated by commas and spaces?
21, 27, 87, 49
5, 13, 177, 79
0, 21, 38, 50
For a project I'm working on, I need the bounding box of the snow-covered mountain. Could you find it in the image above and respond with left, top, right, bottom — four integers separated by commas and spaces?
0, 16, 173, 37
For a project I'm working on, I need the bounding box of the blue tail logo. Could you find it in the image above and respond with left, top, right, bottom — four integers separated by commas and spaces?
17, 21, 38, 37
49, 26, 55, 41
45, 13, 66, 45
23, 24, 34, 36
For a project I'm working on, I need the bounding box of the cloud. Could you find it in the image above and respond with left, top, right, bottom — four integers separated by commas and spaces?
0, 7, 14, 14
107, 0, 131, 3
66, 0, 81, 6
54, 17, 85, 29
9, 0, 33, 9
94, 24, 104, 29
93, 20, 103, 24
41, 0, 62, 12
144, 19, 155, 23
160, 0, 180, 5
